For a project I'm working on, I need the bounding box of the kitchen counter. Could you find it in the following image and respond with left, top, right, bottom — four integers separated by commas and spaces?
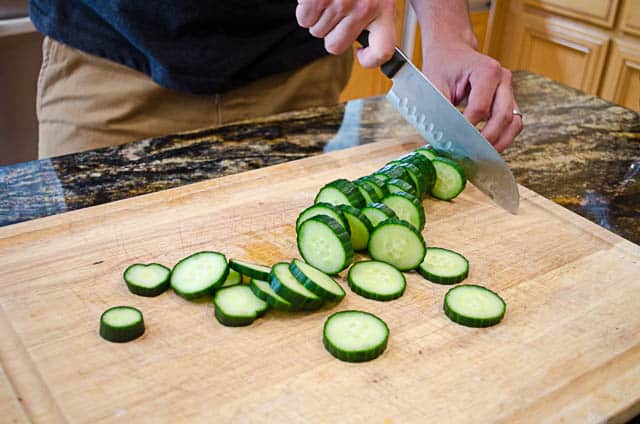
1, 71, 639, 243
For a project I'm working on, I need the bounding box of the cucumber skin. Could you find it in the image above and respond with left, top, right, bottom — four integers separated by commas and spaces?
431, 157, 467, 200
323, 311, 389, 363
213, 286, 269, 327
356, 176, 388, 199
377, 164, 416, 192
296, 215, 354, 275
443, 285, 506, 328
270, 263, 324, 310
314, 179, 366, 209
353, 180, 381, 204
99, 306, 145, 343
229, 259, 271, 281
400, 152, 436, 194
368, 218, 427, 271
347, 261, 406, 301
170, 251, 229, 300
385, 178, 416, 198
381, 191, 426, 232
337, 204, 374, 251
123, 263, 171, 297
249, 278, 298, 311
417, 247, 469, 285
296, 202, 351, 235
289, 259, 345, 303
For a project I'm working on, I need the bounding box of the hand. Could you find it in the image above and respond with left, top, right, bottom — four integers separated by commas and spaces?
296, 0, 396, 68
421, 40, 522, 152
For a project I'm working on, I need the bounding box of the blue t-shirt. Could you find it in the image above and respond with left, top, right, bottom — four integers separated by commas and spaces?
30, 0, 328, 94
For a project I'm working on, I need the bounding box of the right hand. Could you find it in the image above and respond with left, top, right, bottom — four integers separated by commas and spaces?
295, 0, 397, 68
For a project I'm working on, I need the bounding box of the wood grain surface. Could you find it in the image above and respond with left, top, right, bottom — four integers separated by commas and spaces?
1, 138, 639, 423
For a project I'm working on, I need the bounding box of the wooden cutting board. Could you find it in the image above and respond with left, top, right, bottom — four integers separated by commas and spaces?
1, 138, 639, 423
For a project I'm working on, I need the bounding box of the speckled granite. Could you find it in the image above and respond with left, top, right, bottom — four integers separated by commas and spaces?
1, 71, 639, 245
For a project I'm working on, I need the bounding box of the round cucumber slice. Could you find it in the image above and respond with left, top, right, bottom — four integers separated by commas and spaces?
415, 146, 437, 160
385, 178, 416, 198
336, 204, 373, 251
361, 202, 397, 227
249, 278, 296, 311
418, 247, 469, 285
444, 284, 506, 327
171, 251, 229, 300
221, 269, 243, 288
213, 285, 268, 327
348, 260, 406, 301
99, 306, 145, 343
353, 180, 381, 204
382, 191, 425, 231
229, 259, 272, 281
123, 263, 171, 297
431, 157, 467, 200
289, 258, 345, 302
296, 202, 350, 235
297, 215, 353, 275
356, 176, 389, 199
270, 262, 323, 310
314, 179, 365, 209
323, 310, 389, 362
368, 218, 426, 271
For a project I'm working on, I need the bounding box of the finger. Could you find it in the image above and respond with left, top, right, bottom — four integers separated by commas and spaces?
296, 0, 326, 28
323, 3, 377, 55
309, 0, 353, 38
356, 6, 395, 68
462, 58, 502, 125
480, 69, 514, 145
493, 103, 523, 152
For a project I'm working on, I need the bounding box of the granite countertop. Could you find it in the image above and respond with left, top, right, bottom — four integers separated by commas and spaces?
1, 71, 639, 244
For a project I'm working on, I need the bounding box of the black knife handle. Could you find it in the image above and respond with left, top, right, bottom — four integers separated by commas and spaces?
357, 30, 406, 79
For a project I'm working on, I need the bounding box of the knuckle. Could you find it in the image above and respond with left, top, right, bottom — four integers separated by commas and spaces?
502, 68, 513, 84
333, 0, 351, 14
484, 59, 502, 78
357, 0, 376, 18
325, 38, 345, 55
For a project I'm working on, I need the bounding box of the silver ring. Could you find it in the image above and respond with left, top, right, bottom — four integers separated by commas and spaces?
512, 109, 523, 118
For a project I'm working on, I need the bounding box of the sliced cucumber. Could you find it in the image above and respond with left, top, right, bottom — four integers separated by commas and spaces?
270, 262, 323, 309
418, 247, 469, 285
336, 204, 373, 251
431, 157, 467, 200
394, 162, 424, 199
348, 260, 406, 301
295, 202, 350, 235
297, 215, 353, 275
171, 251, 228, 300
249, 278, 296, 311
99, 306, 145, 343
415, 146, 437, 160
323, 310, 389, 362
353, 180, 381, 205
385, 178, 416, 198
444, 285, 506, 327
368, 218, 426, 271
123, 263, 171, 297
315, 179, 365, 209
289, 258, 345, 302
382, 191, 425, 231
356, 176, 388, 199
399, 152, 436, 194
229, 259, 272, 281
377, 164, 416, 192
221, 269, 242, 288
361, 203, 398, 227
213, 285, 268, 327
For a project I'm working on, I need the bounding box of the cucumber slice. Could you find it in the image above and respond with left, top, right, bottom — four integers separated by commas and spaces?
296, 202, 350, 235
99, 306, 145, 343
229, 259, 272, 281
289, 258, 345, 302
221, 269, 242, 288
394, 162, 424, 199
171, 251, 229, 300
399, 152, 436, 194
382, 191, 425, 231
356, 176, 388, 199
297, 215, 353, 275
123, 263, 171, 297
348, 260, 406, 301
336, 204, 373, 251
377, 164, 417, 192
361, 203, 398, 227
323, 310, 389, 362
368, 218, 426, 271
444, 285, 506, 327
431, 157, 467, 200
213, 285, 268, 327
415, 146, 437, 160
315, 179, 365, 209
249, 278, 296, 311
418, 247, 469, 285
270, 262, 323, 310
385, 178, 416, 198
353, 180, 381, 204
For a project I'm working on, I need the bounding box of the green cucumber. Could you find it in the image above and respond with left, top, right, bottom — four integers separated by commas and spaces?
221, 269, 243, 288
123, 263, 171, 297
296, 202, 350, 235
418, 247, 469, 285
431, 157, 467, 200
353, 180, 381, 204
385, 178, 416, 198
356, 176, 388, 199
377, 164, 417, 192
400, 152, 436, 194
444, 285, 506, 327
99, 306, 145, 343
315, 179, 365, 209
348, 260, 406, 301
297, 215, 353, 275
289, 258, 345, 302
323, 310, 389, 362
368, 218, 426, 271
270, 262, 323, 309
249, 278, 296, 311
229, 259, 272, 281
337, 204, 373, 251
361, 202, 398, 227
213, 285, 268, 327
416, 146, 437, 160
170, 251, 229, 300
381, 191, 425, 231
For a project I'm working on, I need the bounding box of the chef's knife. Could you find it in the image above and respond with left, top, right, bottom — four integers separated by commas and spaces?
357, 31, 519, 214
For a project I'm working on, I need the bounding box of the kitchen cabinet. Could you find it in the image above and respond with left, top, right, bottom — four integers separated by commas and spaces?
487, 0, 640, 110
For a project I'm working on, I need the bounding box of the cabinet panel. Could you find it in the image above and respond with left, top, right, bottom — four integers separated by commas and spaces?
600, 39, 640, 111
518, 14, 610, 93
620, 0, 640, 37
524, 0, 620, 28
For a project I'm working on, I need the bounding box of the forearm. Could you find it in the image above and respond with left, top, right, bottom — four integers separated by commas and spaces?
410, 0, 477, 49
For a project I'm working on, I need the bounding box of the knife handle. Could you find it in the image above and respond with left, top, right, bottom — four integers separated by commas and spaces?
356, 30, 406, 79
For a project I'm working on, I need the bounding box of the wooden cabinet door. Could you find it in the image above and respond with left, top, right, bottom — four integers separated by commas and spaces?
620, 0, 640, 37
518, 13, 610, 93
600, 39, 640, 110
524, 0, 620, 28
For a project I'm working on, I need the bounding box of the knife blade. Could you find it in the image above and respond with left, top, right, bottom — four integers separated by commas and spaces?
357, 31, 519, 214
